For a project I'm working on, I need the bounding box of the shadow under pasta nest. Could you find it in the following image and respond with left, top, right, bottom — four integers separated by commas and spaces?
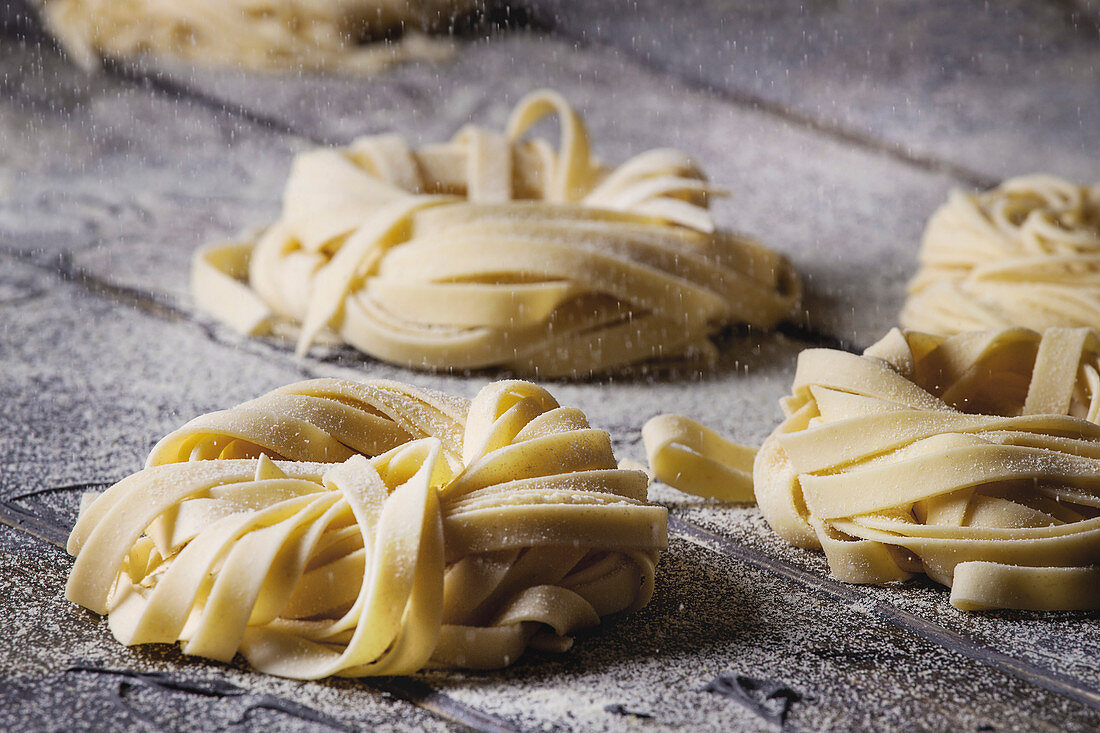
414, 536, 766, 685
306, 324, 825, 387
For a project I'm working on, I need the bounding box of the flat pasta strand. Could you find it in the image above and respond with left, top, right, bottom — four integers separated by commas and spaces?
642, 415, 755, 502
192, 90, 801, 377
67, 378, 667, 678
37, 0, 470, 71
902, 175, 1100, 334
645, 327, 1100, 611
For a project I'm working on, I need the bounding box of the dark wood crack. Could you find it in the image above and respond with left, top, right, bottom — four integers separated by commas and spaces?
0, 500, 68, 548
64, 666, 356, 732
6, 480, 113, 503
371, 677, 522, 733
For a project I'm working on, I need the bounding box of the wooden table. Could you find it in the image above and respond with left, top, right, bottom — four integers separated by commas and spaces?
2, 1, 1098, 730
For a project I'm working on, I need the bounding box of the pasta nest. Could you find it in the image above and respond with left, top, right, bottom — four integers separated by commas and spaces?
66, 379, 667, 678
193, 90, 801, 377
903, 175, 1100, 335
38, 0, 471, 71
755, 327, 1100, 611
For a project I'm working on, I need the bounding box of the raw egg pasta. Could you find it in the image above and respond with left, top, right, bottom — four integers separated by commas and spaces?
192, 90, 801, 377
38, 0, 469, 71
903, 175, 1100, 335
66, 378, 667, 678
647, 327, 1100, 611
642, 414, 755, 502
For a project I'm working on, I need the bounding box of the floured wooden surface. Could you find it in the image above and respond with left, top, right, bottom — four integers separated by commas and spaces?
528, 0, 1100, 185
2, 2, 1099, 730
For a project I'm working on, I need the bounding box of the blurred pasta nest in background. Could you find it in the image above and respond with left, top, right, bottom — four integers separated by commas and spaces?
193, 90, 801, 377
37, 0, 479, 71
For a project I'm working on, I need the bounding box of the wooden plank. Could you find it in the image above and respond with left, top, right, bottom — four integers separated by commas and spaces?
671, 502, 1100, 711
0, 34, 300, 295
527, 0, 1100, 184
2, 9, 1099, 731
32, 0, 1100, 186
0, 527, 460, 733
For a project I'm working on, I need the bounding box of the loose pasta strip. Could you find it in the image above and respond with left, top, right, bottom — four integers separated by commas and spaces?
645, 327, 1100, 611
642, 415, 755, 502
192, 90, 801, 377
902, 175, 1100, 335
37, 0, 471, 72
67, 379, 667, 678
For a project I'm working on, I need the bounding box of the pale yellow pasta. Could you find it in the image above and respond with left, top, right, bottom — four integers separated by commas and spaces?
191, 90, 801, 377
902, 175, 1100, 335
38, 0, 471, 71
646, 327, 1100, 611
67, 378, 667, 678
643, 415, 755, 502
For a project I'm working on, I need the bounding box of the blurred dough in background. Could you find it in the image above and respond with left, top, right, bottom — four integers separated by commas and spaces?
902, 175, 1100, 335
36, 0, 482, 71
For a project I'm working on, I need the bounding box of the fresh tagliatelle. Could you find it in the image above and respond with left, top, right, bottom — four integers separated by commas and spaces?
38, 0, 473, 72
902, 175, 1100, 335
642, 414, 756, 502
646, 327, 1100, 611
66, 379, 667, 678
192, 90, 801, 377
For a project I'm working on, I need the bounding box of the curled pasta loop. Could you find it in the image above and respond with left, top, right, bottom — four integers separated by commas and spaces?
642, 415, 755, 502
192, 90, 801, 377
646, 328, 1100, 611
66, 379, 667, 678
38, 0, 470, 71
903, 175, 1100, 335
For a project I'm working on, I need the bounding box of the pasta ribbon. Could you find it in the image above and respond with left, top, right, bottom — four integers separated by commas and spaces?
192, 90, 801, 377
642, 415, 755, 502
902, 175, 1100, 335
647, 327, 1100, 611
67, 379, 667, 678
38, 0, 470, 71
